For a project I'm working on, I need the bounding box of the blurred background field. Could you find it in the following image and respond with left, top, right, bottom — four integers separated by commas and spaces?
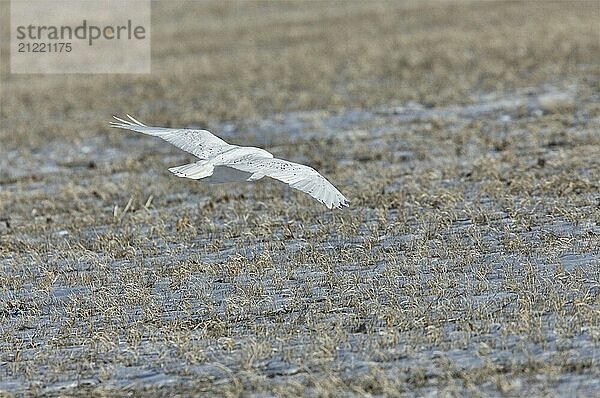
1, 1, 599, 396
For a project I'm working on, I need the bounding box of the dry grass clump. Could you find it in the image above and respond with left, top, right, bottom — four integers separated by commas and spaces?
1, 0, 599, 396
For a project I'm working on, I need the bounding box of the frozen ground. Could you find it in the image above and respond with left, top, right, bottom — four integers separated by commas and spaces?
2, 85, 599, 396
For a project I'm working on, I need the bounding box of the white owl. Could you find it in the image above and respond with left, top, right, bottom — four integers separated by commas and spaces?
111, 115, 348, 209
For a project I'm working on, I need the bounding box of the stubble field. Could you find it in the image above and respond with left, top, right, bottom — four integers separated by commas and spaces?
1, 1, 599, 396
